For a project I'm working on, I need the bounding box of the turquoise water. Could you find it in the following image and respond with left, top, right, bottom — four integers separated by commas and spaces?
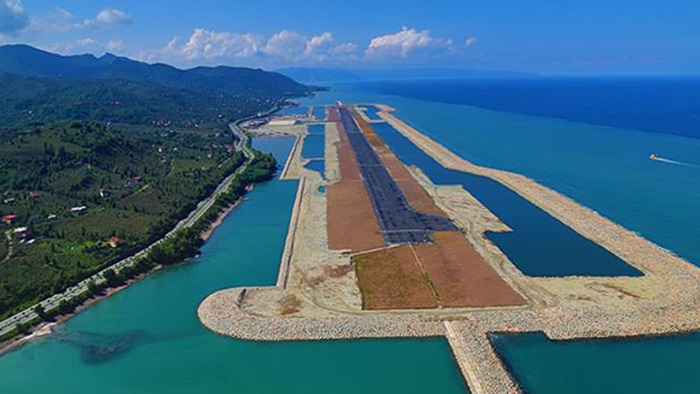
312, 106, 325, 121
278, 106, 308, 116
0, 137, 466, 394
373, 121, 639, 277
301, 133, 325, 159
491, 332, 700, 394
304, 159, 325, 178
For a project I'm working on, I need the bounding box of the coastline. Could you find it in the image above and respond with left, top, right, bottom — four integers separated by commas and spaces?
0, 190, 248, 357
200, 199, 244, 242
0, 269, 154, 357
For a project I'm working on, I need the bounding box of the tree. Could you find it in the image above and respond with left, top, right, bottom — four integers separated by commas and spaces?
15, 322, 29, 335
103, 268, 121, 287
34, 304, 47, 321
58, 299, 73, 315
86, 280, 100, 296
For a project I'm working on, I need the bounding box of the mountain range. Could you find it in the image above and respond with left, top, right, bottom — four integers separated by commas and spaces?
0, 45, 313, 127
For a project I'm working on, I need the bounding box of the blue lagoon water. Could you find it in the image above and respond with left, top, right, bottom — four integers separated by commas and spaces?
312, 106, 326, 121
0, 137, 466, 394
358, 105, 383, 121
304, 159, 325, 178
301, 133, 325, 159
308, 123, 325, 134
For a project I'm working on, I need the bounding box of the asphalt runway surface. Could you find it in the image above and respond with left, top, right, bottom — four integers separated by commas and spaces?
337, 107, 456, 244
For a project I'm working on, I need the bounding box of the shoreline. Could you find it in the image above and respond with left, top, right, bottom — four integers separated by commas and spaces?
0, 270, 152, 357
0, 173, 256, 357
200, 199, 243, 241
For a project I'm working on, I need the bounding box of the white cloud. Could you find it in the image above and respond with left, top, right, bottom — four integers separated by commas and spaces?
160, 28, 359, 65
106, 39, 125, 52
0, 0, 28, 35
366, 26, 454, 60
77, 37, 97, 47
465, 37, 477, 47
94, 8, 132, 26
263, 29, 306, 59
304, 32, 333, 57
330, 42, 358, 56
164, 28, 263, 60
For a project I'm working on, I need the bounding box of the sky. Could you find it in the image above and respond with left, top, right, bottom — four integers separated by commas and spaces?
0, 0, 699, 75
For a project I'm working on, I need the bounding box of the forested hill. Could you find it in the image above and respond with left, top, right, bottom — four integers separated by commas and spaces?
0, 45, 313, 127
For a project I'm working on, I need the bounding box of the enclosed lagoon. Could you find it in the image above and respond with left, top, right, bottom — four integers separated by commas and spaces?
359, 105, 383, 121
301, 133, 325, 159
304, 159, 325, 178
312, 106, 326, 121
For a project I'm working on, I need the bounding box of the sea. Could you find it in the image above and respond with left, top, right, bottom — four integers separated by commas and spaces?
1, 77, 700, 393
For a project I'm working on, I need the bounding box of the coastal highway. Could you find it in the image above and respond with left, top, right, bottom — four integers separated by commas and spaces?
0, 118, 257, 338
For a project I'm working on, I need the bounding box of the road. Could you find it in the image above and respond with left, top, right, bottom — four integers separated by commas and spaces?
0, 118, 257, 338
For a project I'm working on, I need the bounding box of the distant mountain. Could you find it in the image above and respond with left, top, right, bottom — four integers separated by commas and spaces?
277, 67, 362, 83
0, 45, 314, 127
277, 66, 535, 83
0, 44, 311, 99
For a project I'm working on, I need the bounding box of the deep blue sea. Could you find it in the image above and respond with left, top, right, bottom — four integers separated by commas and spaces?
353, 77, 700, 139
299, 77, 700, 393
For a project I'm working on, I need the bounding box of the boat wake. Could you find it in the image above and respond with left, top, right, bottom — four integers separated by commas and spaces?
651, 155, 699, 168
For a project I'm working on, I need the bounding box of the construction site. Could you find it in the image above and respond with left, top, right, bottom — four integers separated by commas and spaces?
200, 103, 700, 393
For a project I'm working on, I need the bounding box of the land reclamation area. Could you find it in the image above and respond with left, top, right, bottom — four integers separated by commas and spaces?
200, 104, 700, 393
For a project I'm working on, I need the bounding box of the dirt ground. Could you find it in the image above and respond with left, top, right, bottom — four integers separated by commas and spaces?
354, 246, 439, 310
326, 107, 385, 252
414, 232, 526, 307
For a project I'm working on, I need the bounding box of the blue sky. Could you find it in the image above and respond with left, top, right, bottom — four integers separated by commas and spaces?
1, 0, 698, 74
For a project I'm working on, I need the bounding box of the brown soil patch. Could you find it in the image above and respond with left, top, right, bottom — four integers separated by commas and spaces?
354, 246, 439, 310
413, 232, 526, 307
326, 107, 385, 252
280, 294, 302, 315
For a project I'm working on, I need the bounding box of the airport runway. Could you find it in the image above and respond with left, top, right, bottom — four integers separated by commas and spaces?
337, 107, 456, 244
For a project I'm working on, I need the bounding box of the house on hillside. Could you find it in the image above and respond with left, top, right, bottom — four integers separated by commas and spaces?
108, 236, 121, 248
